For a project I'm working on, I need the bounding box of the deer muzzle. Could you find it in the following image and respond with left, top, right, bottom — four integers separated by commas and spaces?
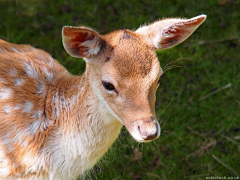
128, 118, 160, 142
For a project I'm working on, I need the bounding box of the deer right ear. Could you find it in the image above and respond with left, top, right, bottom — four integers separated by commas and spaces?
136, 15, 206, 49
62, 26, 102, 59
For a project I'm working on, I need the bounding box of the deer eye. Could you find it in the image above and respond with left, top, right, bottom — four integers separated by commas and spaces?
102, 81, 116, 92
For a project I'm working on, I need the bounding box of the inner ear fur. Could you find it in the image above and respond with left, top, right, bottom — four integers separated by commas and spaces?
62, 26, 102, 59
136, 14, 207, 49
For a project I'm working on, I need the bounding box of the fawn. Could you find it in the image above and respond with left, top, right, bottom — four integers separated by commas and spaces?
0, 14, 206, 179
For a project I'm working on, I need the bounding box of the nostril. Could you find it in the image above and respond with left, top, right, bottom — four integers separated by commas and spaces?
138, 126, 146, 137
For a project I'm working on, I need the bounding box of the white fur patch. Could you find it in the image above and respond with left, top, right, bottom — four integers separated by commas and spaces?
28, 110, 49, 134
36, 80, 46, 95
48, 57, 55, 67
143, 60, 161, 89
3, 105, 11, 114
31, 109, 42, 120
14, 127, 30, 148
28, 119, 41, 135
22, 101, 33, 113
90, 79, 123, 124
24, 61, 39, 79
150, 61, 161, 80
0, 87, 12, 100
0, 148, 5, 159
0, 147, 11, 177
2, 133, 14, 154
0, 78, 6, 84
81, 38, 100, 57
0, 161, 11, 177
9, 68, 17, 77
12, 46, 22, 54
14, 78, 25, 86
42, 66, 54, 82
14, 104, 22, 110
21, 153, 37, 169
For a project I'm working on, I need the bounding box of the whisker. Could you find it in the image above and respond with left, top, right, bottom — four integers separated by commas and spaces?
163, 56, 191, 73
163, 131, 169, 133
160, 97, 174, 115
161, 123, 167, 128
153, 139, 159, 148
159, 119, 163, 125
163, 65, 184, 73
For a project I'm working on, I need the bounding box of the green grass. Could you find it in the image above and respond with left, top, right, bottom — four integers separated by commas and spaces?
1, 0, 240, 179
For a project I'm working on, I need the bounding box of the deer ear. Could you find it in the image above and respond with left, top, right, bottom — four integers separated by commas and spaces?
136, 14, 206, 49
62, 26, 102, 59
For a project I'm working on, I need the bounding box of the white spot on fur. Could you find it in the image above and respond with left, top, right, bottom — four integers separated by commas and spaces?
49, 57, 54, 67
12, 46, 22, 54
31, 109, 42, 119
14, 78, 25, 86
21, 153, 37, 169
20, 140, 28, 148
9, 68, 17, 77
28, 110, 49, 134
33, 58, 43, 64
0, 147, 11, 177
15, 128, 30, 148
3, 105, 11, 114
0, 78, 6, 84
20, 153, 48, 179
36, 81, 46, 95
0, 148, 5, 158
23, 101, 33, 113
24, 61, 39, 79
2, 133, 14, 154
28, 119, 41, 135
14, 104, 22, 110
0, 160, 11, 177
0, 87, 12, 100
42, 66, 54, 82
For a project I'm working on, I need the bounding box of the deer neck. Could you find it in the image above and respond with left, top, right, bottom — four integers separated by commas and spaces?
42, 70, 123, 177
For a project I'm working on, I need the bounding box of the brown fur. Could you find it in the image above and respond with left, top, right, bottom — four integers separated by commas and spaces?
102, 30, 156, 78
0, 40, 75, 175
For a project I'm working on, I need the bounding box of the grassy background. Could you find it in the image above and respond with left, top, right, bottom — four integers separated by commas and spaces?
1, 0, 239, 179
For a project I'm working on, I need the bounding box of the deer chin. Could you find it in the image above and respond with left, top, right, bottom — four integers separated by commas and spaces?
125, 119, 161, 143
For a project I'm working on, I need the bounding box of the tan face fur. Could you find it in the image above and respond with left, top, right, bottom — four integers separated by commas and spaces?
92, 30, 162, 142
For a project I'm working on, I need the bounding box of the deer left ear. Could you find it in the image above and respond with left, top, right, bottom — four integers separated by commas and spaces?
136, 14, 207, 49
62, 26, 102, 59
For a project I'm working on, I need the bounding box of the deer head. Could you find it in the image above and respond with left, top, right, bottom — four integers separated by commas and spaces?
62, 15, 206, 142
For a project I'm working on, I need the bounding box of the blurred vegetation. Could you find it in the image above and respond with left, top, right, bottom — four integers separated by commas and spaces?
1, 0, 239, 179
